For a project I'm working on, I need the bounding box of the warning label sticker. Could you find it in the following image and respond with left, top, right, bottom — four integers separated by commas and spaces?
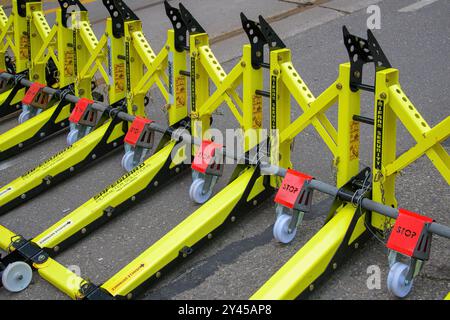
93, 161, 150, 203
21, 145, 73, 180
0, 187, 13, 198
109, 263, 146, 293
175, 76, 186, 108
252, 95, 263, 129
114, 63, 126, 93
64, 50, 75, 77
37, 220, 73, 246
350, 120, 360, 161
20, 35, 29, 60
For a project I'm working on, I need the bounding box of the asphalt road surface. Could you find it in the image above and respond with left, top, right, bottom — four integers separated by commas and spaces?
0, 0, 448, 300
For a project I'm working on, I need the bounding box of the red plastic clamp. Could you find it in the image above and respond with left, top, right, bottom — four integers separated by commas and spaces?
192, 140, 224, 176
275, 169, 314, 210
124, 116, 155, 148
69, 98, 95, 124
387, 208, 433, 260
22, 82, 47, 106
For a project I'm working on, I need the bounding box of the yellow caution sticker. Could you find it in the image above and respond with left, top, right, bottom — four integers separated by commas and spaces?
109, 263, 146, 293
114, 63, 126, 93
20, 35, 29, 60
93, 161, 149, 203
350, 120, 360, 161
64, 50, 75, 77
252, 95, 263, 129
21, 146, 73, 180
175, 76, 186, 108
0, 187, 13, 198
37, 220, 73, 246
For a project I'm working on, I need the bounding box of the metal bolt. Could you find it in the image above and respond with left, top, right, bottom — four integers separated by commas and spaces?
33, 74, 39, 80
332, 262, 338, 270
241, 61, 246, 68
54, 246, 60, 252
273, 69, 279, 75
61, 122, 65, 127
38, 254, 46, 262
79, 89, 85, 95
182, 253, 187, 258
207, 233, 213, 239
192, 51, 197, 57
92, 154, 97, 159
81, 228, 87, 234
309, 284, 314, 291
175, 167, 180, 173
21, 194, 26, 199
130, 57, 135, 63
154, 181, 159, 187
354, 243, 359, 249
278, 56, 283, 62
19, 143, 23, 148
354, 71, 361, 78
165, 45, 170, 50
77, 45, 82, 50
131, 196, 136, 201
70, 167, 75, 172
253, 200, 258, 206
231, 216, 236, 222
107, 211, 113, 217
113, 142, 118, 147
127, 293, 133, 300
380, 92, 387, 100
40, 132, 45, 137
336, 83, 343, 90
156, 272, 162, 278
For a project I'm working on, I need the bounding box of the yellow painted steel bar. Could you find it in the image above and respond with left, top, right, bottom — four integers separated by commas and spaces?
0, 224, 86, 300
385, 116, 450, 178
101, 167, 264, 298
387, 84, 450, 184
250, 205, 361, 300
0, 103, 71, 151
32, 141, 180, 251
0, 120, 123, 208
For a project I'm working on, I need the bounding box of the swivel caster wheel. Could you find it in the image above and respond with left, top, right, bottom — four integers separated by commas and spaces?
273, 214, 297, 244
18, 110, 32, 124
67, 129, 79, 146
1, 262, 33, 293
387, 262, 413, 298
121, 151, 136, 172
189, 179, 213, 204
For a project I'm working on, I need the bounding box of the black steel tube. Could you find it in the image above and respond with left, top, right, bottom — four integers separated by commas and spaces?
353, 115, 374, 126
255, 90, 270, 98
179, 70, 191, 77
352, 83, 375, 92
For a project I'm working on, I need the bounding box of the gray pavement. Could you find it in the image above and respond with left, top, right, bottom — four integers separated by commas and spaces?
0, 0, 449, 300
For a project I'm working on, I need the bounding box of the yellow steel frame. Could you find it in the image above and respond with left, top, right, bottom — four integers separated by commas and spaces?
0, 2, 31, 106
270, 47, 360, 188
252, 63, 449, 300
371, 68, 450, 229
189, 33, 262, 153
0, 22, 192, 299
0, 32, 273, 300
0, 2, 30, 74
